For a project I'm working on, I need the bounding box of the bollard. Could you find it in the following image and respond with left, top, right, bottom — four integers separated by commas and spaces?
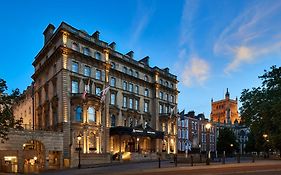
158, 157, 161, 168
222, 151, 226, 164
174, 154, 178, 167
252, 154, 255, 163
237, 154, 240, 163
190, 155, 193, 166
199, 154, 202, 163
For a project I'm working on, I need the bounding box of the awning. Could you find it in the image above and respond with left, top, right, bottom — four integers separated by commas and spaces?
110, 124, 164, 139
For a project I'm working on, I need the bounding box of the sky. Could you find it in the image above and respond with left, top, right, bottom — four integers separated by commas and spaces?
0, 0, 281, 118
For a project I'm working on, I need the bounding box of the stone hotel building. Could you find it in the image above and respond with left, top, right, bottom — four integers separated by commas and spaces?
1, 22, 179, 172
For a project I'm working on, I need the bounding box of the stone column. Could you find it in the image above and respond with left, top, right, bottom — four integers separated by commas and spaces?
45, 150, 49, 170
17, 150, 24, 173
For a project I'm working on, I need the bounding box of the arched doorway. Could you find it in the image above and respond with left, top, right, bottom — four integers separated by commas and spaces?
22, 140, 45, 173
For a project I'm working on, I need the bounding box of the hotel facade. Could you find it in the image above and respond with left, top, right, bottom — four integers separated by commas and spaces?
0, 22, 179, 172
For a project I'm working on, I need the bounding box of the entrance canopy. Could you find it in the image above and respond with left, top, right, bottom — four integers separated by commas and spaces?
110, 124, 164, 139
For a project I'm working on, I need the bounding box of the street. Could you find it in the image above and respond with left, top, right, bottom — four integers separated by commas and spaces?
39, 160, 281, 175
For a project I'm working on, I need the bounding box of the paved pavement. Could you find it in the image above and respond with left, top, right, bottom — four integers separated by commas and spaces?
39, 159, 281, 175
1, 159, 281, 175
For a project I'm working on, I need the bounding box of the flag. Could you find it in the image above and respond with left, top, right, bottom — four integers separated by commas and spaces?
82, 79, 90, 100
100, 85, 110, 103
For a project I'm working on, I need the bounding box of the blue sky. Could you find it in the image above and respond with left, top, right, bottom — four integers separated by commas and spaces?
1, 0, 281, 117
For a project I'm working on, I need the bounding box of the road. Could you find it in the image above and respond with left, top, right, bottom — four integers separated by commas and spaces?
40, 160, 281, 175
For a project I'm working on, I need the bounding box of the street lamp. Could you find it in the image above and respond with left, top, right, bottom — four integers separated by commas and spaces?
205, 123, 211, 165
263, 134, 269, 158
137, 138, 139, 152
77, 134, 82, 169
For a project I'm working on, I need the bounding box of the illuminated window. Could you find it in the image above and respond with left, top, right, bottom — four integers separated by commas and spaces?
88, 107, 95, 122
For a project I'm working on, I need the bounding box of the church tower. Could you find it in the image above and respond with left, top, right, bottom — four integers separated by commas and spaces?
210, 88, 240, 124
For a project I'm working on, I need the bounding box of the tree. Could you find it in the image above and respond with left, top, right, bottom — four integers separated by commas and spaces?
240, 66, 281, 154
0, 78, 21, 142
217, 127, 239, 156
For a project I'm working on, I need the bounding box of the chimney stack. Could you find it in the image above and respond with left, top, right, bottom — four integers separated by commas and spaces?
109, 42, 116, 50
43, 24, 55, 45
126, 51, 134, 58
92, 31, 100, 40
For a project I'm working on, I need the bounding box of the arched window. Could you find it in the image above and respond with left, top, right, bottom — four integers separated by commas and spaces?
75, 106, 82, 122
129, 69, 133, 76
83, 47, 91, 56
88, 107, 95, 122
135, 71, 139, 78
123, 67, 127, 74
111, 62, 116, 69
95, 52, 101, 60
111, 115, 116, 127
72, 42, 79, 51
144, 75, 148, 81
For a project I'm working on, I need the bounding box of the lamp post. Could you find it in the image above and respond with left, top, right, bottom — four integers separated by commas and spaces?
263, 134, 269, 158
77, 134, 82, 169
137, 138, 139, 152
205, 123, 211, 165
230, 144, 233, 157
199, 144, 202, 163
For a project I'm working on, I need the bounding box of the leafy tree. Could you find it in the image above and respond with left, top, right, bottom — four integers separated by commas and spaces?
217, 127, 239, 156
0, 78, 21, 142
240, 66, 281, 153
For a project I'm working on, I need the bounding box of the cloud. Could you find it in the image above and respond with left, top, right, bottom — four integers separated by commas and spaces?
177, 0, 211, 87
180, 0, 199, 49
214, 1, 281, 73
181, 54, 210, 87
129, 1, 154, 46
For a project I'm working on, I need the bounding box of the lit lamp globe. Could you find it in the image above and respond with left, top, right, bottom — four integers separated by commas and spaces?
206, 123, 211, 130
77, 135, 82, 141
